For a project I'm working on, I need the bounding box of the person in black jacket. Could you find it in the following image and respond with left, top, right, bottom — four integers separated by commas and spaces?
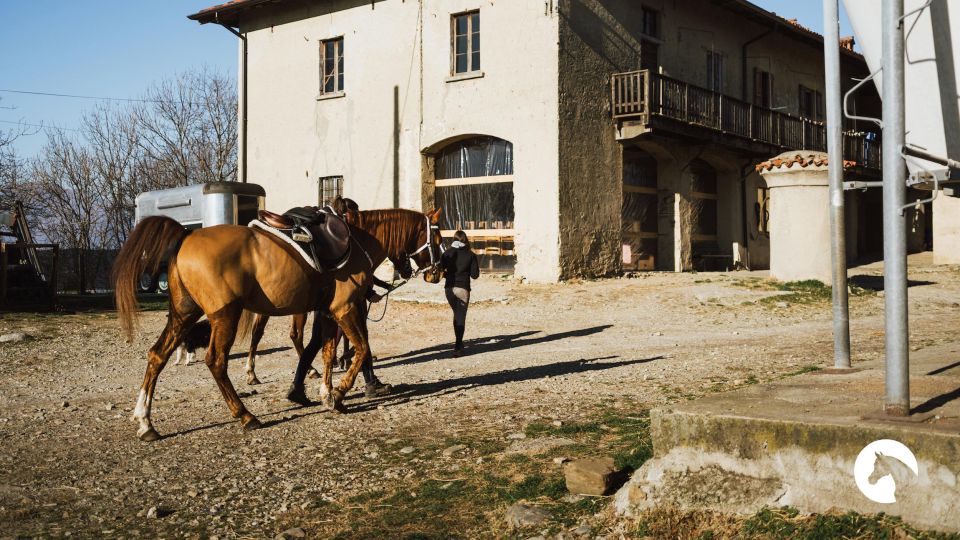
440, 230, 480, 356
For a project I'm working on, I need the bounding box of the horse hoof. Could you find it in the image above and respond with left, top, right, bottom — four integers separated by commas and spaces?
307, 369, 321, 380
287, 386, 311, 406
330, 390, 348, 413
247, 375, 262, 386
139, 428, 162, 442
242, 416, 263, 431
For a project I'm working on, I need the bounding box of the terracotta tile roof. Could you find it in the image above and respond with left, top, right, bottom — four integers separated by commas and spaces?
756, 152, 856, 173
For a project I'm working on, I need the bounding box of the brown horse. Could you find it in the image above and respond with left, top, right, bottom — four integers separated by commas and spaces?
244, 209, 417, 387
113, 208, 443, 441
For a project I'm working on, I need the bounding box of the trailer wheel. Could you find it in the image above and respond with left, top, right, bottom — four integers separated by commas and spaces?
138, 273, 156, 293
157, 272, 169, 294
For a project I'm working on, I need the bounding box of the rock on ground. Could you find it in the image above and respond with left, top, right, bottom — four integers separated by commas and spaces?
505, 503, 552, 528
564, 457, 617, 496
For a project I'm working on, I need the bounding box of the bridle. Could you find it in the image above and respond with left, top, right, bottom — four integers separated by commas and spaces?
405, 214, 445, 277
367, 214, 445, 323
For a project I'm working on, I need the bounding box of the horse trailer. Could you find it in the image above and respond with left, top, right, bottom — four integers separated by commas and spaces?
134, 182, 266, 292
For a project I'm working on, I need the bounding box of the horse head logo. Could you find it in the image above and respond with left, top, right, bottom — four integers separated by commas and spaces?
853, 440, 919, 503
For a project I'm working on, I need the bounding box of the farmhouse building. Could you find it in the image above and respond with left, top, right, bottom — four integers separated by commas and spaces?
190, 0, 903, 283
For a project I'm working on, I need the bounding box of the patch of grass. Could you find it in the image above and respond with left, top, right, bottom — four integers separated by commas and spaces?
640, 506, 960, 540
785, 365, 822, 377
283, 406, 655, 538
525, 421, 604, 438
733, 278, 876, 307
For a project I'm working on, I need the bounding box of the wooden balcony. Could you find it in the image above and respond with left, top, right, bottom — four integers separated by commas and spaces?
611, 70, 881, 170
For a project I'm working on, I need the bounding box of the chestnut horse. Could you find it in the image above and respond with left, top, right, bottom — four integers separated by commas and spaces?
244, 210, 419, 386
113, 208, 443, 441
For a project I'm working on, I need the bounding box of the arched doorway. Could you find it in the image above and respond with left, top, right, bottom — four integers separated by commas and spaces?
690, 159, 720, 267
432, 136, 516, 270
622, 148, 659, 270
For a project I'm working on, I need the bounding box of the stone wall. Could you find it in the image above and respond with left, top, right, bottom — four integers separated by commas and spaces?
556, 0, 644, 278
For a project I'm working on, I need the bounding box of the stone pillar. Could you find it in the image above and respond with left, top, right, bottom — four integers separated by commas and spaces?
933, 191, 960, 264
757, 152, 834, 283
673, 194, 692, 272
674, 170, 694, 272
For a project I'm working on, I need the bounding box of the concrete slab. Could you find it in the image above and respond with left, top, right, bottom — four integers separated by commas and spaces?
615, 342, 960, 532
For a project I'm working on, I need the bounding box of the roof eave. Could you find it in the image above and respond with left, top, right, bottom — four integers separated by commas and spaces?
187, 0, 280, 26
716, 0, 866, 62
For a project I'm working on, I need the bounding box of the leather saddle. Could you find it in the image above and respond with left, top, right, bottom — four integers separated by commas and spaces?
257, 206, 351, 271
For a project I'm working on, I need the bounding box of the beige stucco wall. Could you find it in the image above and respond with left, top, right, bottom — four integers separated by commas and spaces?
241, 0, 561, 282
933, 193, 960, 264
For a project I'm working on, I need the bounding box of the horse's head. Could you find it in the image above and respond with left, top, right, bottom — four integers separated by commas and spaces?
409, 208, 444, 283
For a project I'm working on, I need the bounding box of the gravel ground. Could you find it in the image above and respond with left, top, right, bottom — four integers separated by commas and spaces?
0, 255, 958, 538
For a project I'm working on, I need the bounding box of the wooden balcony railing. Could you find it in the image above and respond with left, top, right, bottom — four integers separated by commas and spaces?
611, 70, 881, 170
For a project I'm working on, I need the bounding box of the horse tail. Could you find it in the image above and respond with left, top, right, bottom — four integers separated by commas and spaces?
236, 308, 256, 345
112, 216, 189, 341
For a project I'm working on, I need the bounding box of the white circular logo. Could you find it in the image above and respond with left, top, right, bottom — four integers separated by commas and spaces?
854, 439, 919, 503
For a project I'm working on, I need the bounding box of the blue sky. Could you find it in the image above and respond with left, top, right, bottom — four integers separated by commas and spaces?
0, 0, 854, 158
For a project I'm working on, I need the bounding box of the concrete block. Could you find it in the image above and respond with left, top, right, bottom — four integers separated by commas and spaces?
564, 457, 616, 495
614, 350, 960, 532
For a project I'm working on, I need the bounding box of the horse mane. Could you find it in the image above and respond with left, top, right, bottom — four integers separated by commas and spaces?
349, 208, 424, 259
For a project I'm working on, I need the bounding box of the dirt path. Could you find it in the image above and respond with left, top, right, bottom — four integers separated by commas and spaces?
1, 256, 958, 538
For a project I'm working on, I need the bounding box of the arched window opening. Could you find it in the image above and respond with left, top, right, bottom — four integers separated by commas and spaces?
432, 136, 515, 271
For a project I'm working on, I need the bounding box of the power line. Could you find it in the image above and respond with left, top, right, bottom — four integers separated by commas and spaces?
0, 88, 208, 106
0, 119, 81, 133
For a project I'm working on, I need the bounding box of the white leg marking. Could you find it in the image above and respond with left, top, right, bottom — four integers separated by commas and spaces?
133, 388, 155, 437
185, 350, 194, 366
174, 346, 183, 365
133, 389, 148, 419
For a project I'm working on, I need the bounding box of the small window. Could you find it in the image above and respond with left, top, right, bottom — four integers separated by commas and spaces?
320, 37, 344, 94
452, 11, 480, 74
642, 7, 660, 39
706, 51, 724, 92
799, 85, 824, 121
319, 176, 344, 206
753, 68, 773, 108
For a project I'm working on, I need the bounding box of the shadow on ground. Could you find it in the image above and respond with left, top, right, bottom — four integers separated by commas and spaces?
353, 354, 664, 411
227, 346, 292, 361
378, 325, 614, 368
848, 275, 936, 291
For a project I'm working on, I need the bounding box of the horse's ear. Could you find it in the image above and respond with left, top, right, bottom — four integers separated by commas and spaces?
428, 207, 443, 225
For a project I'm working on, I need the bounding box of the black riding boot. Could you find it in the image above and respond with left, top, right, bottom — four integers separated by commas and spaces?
454, 324, 465, 354
361, 354, 376, 384
361, 354, 392, 398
